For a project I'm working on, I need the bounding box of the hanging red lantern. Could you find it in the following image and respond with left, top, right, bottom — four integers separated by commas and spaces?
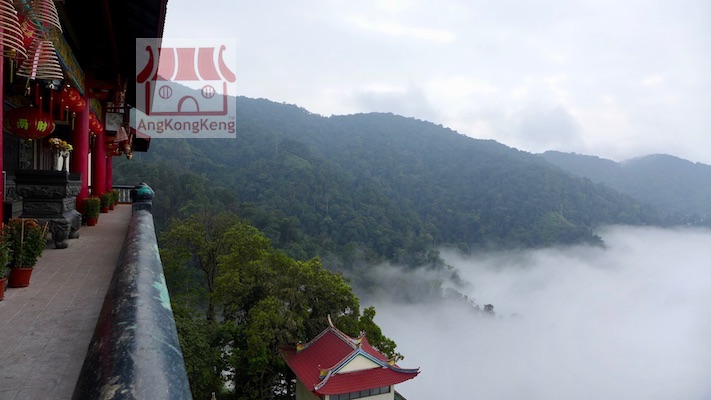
59, 86, 86, 129
4, 106, 55, 139
89, 112, 104, 135
62, 86, 86, 113
88, 112, 97, 130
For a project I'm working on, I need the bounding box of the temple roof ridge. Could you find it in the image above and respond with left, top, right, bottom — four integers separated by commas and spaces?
280, 316, 420, 396
297, 315, 359, 353
314, 343, 420, 391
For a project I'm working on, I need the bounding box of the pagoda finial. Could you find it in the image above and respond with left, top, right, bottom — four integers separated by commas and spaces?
327, 314, 334, 327
319, 367, 330, 380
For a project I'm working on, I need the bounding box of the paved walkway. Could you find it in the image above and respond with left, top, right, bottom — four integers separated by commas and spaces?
0, 205, 132, 400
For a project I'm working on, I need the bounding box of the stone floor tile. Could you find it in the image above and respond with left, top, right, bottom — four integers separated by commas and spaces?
0, 204, 132, 400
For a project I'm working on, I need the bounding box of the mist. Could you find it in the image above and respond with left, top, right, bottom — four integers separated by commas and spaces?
368, 225, 711, 399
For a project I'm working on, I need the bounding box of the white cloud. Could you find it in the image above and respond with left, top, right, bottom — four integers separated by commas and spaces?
349, 83, 441, 123
349, 16, 455, 43
642, 75, 665, 86
163, 0, 711, 165
370, 226, 711, 399
428, 76, 499, 98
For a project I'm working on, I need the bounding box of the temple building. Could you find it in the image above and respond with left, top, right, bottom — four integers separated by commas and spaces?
1, 0, 165, 238
280, 317, 419, 400
0, 2, 194, 399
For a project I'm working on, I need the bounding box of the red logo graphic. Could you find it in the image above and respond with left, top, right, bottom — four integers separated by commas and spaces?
137, 45, 236, 116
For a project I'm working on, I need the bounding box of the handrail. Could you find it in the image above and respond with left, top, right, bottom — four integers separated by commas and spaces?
72, 183, 193, 400
112, 185, 136, 204
88, 185, 135, 203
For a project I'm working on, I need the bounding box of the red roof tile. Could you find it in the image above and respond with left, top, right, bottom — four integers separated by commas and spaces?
280, 321, 419, 396
316, 367, 418, 395
280, 328, 356, 389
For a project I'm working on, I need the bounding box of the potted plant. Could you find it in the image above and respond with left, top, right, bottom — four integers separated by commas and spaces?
5, 218, 49, 288
100, 192, 112, 213
0, 265, 8, 301
48, 137, 74, 172
0, 230, 10, 301
83, 196, 101, 226
111, 189, 120, 208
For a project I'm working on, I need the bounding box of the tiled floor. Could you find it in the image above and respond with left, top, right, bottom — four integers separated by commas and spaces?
0, 205, 132, 400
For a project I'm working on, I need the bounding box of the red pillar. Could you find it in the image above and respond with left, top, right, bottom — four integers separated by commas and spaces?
70, 93, 90, 213
105, 153, 113, 193
91, 126, 106, 197
0, 55, 4, 224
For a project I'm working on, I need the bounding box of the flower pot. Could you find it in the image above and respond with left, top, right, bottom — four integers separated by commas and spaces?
100, 207, 109, 213
109, 204, 115, 210
87, 217, 98, 226
8, 267, 33, 288
0, 277, 7, 300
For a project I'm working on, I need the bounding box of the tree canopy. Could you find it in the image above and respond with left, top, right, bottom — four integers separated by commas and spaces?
161, 214, 399, 399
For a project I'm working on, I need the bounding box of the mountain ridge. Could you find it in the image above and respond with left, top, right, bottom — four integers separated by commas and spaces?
117, 96, 679, 271
540, 150, 711, 221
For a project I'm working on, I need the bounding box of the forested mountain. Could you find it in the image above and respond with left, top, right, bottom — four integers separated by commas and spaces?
113, 96, 701, 400
540, 151, 711, 223
115, 96, 664, 275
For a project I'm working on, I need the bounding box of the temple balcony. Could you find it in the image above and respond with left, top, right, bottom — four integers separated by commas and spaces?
0, 184, 191, 400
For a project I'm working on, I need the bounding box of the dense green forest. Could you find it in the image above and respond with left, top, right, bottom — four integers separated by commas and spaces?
115, 97, 663, 272
540, 151, 711, 225
160, 212, 400, 399
112, 96, 679, 308
113, 95, 693, 398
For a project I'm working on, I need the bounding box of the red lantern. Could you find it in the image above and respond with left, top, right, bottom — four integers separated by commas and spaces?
62, 86, 86, 113
89, 112, 104, 134
4, 107, 55, 139
89, 112, 97, 130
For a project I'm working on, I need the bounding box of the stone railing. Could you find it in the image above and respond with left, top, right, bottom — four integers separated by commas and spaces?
112, 184, 135, 204
72, 183, 193, 400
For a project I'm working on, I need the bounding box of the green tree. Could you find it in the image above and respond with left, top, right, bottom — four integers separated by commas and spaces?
358, 306, 402, 361
161, 212, 260, 320
162, 213, 399, 399
172, 303, 225, 399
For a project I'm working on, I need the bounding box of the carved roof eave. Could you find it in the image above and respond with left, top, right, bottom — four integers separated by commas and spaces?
314, 347, 420, 392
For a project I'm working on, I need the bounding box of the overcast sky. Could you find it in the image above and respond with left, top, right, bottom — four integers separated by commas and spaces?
163, 0, 711, 164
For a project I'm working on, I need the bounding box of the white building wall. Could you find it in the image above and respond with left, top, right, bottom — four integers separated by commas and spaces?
339, 355, 379, 373
325, 386, 394, 400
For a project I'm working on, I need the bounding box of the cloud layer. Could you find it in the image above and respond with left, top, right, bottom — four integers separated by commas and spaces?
370, 226, 711, 399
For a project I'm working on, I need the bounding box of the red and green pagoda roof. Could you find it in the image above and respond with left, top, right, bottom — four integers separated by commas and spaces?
279, 317, 419, 396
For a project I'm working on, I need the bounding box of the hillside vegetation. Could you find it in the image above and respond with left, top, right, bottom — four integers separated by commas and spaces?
113, 96, 705, 399
541, 151, 711, 224
116, 96, 664, 275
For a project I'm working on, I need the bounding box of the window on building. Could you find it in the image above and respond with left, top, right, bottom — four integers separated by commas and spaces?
334, 386, 391, 399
